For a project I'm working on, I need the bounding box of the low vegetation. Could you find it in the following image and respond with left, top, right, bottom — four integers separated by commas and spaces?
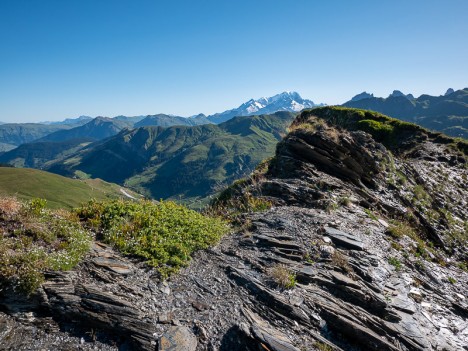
210, 179, 272, 222
386, 221, 416, 239
0, 197, 92, 293
314, 342, 334, 351
0, 196, 229, 292
331, 251, 353, 274
76, 199, 229, 277
268, 264, 296, 289
388, 257, 403, 271
364, 208, 378, 221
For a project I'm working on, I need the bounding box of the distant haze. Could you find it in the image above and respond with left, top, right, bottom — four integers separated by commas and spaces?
0, 0, 467, 123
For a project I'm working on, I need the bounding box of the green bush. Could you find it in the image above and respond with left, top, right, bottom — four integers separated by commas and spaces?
269, 264, 296, 289
387, 221, 416, 239
388, 256, 402, 271
447, 276, 457, 284
0, 198, 92, 294
358, 119, 394, 134
77, 199, 229, 277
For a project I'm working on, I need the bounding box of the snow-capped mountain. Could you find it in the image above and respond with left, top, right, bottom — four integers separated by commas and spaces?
207, 91, 320, 124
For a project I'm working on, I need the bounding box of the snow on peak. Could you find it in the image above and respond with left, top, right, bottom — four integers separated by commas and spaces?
207, 91, 321, 123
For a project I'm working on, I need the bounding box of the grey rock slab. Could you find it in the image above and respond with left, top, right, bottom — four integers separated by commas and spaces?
251, 324, 301, 351
323, 227, 365, 251
391, 295, 417, 314
329, 271, 361, 290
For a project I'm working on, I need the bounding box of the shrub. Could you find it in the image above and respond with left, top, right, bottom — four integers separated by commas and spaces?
387, 221, 416, 239
210, 190, 272, 222
331, 251, 353, 274
339, 196, 351, 207
413, 185, 429, 202
357, 119, 395, 142
447, 276, 457, 284
390, 241, 402, 251
388, 257, 402, 271
76, 199, 229, 277
314, 342, 334, 351
268, 264, 296, 289
364, 208, 378, 221
0, 197, 92, 294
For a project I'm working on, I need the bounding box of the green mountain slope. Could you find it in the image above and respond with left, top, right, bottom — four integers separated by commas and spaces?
343, 88, 468, 138
0, 138, 94, 168
0, 123, 74, 146
0, 167, 139, 209
47, 112, 295, 204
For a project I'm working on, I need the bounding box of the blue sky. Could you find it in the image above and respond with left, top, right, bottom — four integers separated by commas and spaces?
1, 0, 467, 122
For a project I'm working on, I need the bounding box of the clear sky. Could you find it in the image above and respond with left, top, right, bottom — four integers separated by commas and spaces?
1, 0, 467, 123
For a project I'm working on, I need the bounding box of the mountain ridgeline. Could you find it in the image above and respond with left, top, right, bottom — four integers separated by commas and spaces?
343, 88, 468, 138
37, 117, 133, 143
46, 112, 295, 203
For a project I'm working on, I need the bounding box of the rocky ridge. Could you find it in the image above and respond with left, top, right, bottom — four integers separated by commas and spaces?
1, 107, 467, 350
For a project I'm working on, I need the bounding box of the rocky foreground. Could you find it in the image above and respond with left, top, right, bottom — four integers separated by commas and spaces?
1, 107, 467, 350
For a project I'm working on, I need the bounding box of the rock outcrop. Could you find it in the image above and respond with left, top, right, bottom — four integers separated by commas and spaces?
1, 107, 467, 350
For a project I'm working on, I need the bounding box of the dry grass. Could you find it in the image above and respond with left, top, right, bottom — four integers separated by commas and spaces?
268, 264, 296, 289
386, 221, 415, 239
314, 342, 334, 351
331, 251, 353, 274
0, 197, 22, 218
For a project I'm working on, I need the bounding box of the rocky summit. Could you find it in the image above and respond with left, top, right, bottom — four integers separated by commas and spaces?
1, 107, 467, 351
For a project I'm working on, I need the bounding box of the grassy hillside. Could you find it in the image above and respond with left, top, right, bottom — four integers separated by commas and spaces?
343, 88, 468, 139
46, 112, 296, 204
0, 138, 94, 168
0, 167, 139, 209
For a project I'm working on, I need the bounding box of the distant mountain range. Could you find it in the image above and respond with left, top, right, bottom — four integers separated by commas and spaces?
38, 117, 133, 143
1, 88, 467, 204
0, 92, 317, 148
343, 88, 468, 138
45, 112, 295, 204
40, 115, 94, 126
